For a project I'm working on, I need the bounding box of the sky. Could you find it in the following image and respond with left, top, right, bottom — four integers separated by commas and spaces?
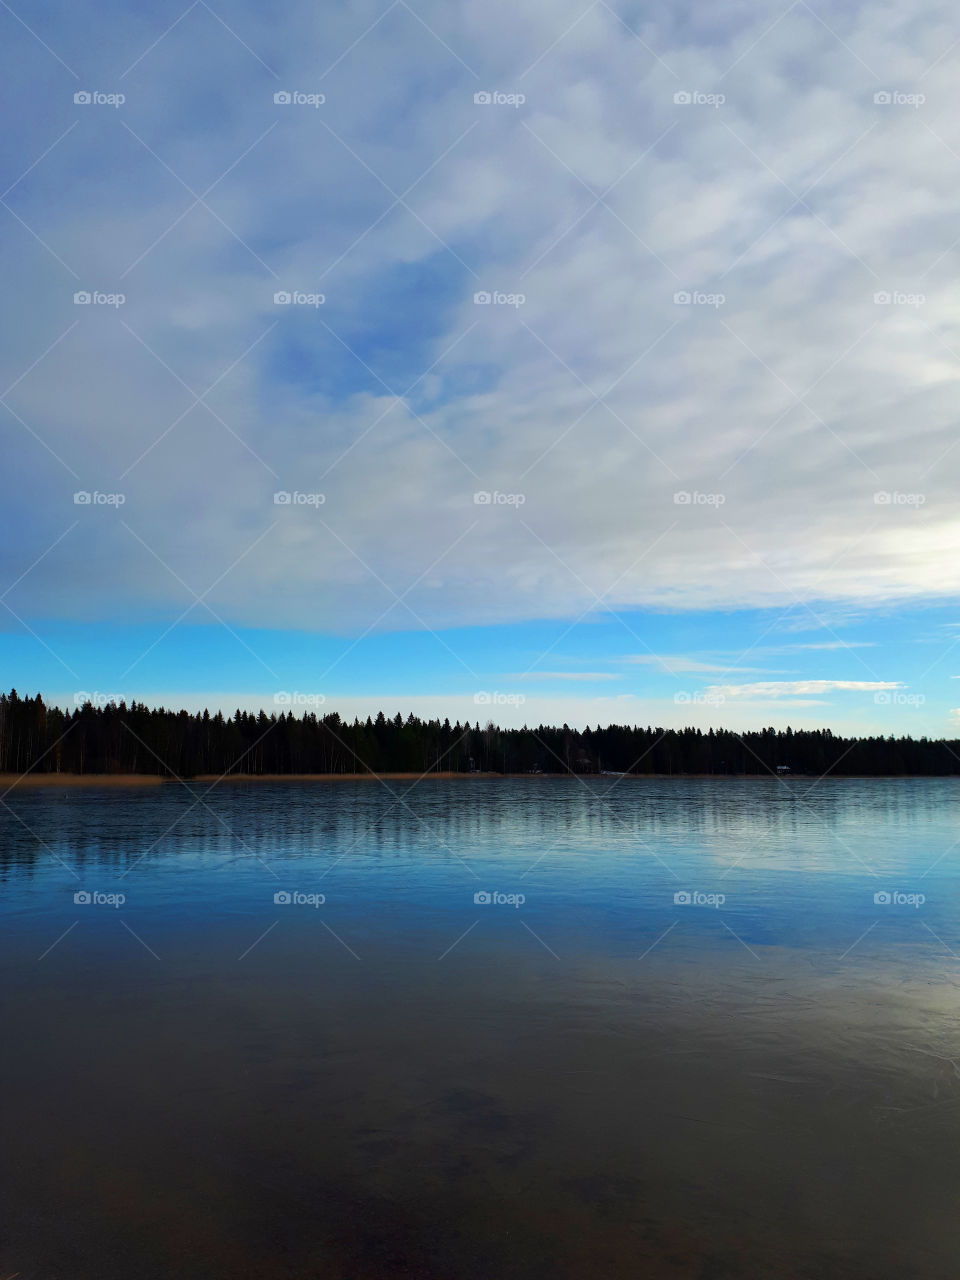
1, 0, 960, 733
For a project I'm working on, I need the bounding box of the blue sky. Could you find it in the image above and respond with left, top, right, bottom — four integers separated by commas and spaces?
2, 0, 960, 733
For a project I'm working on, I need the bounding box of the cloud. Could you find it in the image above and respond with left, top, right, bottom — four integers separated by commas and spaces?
510, 671, 621, 681
622, 654, 780, 674
3, 0, 960, 642
766, 641, 878, 652
705, 680, 904, 700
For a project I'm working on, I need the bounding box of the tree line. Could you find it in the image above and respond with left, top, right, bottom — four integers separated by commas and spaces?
2, 689, 960, 779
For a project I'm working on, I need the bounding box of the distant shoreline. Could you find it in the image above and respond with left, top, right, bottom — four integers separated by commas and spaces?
1, 770, 953, 790
0, 772, 169, 789
0, 771, 500, 789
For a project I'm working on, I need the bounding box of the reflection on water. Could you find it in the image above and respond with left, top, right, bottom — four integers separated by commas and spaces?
2, 778, 960, 1277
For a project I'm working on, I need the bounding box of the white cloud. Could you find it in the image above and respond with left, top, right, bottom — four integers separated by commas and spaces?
510, 671, 620, 681
621, 654, 780, 674
3, 0, 960, 641
768, 642, 878, 652
705, 680, 903, 700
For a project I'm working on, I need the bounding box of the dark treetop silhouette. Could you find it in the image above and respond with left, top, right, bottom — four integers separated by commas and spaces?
2, 690, 959, 778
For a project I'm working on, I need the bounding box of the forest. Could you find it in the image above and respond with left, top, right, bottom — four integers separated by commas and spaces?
1, 689, 959, 779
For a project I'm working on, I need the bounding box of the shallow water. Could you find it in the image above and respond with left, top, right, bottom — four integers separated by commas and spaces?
2, 776, 960, 1277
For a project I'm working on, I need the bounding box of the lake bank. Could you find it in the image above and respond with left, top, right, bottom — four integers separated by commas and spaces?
0, 772, 168, 790
3, 770, 951, 789
0, 770, 499, 789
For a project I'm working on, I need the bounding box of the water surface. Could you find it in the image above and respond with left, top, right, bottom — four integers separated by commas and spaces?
2, 776, 960, 1277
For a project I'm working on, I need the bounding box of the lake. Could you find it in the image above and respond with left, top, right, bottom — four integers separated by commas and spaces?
2, 775, 960, 1278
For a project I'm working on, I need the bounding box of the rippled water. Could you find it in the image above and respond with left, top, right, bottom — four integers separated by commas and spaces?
2, 776, 960, 1277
